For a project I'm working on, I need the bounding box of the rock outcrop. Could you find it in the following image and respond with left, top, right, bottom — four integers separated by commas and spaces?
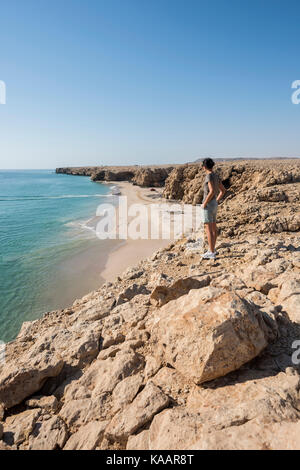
56, 165, 175, 187
150, 287, 273, 384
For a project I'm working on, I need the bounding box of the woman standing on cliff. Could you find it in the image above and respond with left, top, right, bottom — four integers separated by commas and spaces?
201, 158, 226, 259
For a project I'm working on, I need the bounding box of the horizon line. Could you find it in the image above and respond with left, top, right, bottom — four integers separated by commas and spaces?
1, 155, 300, 171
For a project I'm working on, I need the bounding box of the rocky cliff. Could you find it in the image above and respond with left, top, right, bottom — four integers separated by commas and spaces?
0, 159, 299, 450
56, 165, 176, 187
163, 160, 300, 237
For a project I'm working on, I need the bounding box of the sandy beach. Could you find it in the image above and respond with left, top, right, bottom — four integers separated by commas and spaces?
37, 180, 176, 313
99, 181, 173, 282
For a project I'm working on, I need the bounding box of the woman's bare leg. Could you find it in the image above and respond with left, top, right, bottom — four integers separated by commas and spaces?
211, 222, 217, 251
205, 223, 214, 252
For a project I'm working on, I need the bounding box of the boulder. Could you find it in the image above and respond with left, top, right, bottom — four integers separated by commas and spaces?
151, 287, 272, 384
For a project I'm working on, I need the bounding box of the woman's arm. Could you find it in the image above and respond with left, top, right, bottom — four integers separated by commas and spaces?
216, 181, 226, 203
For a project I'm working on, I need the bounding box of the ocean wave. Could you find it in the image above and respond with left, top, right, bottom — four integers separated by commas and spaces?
65, 216, 100, 235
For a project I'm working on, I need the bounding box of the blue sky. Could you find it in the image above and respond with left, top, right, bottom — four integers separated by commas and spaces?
0, 0, 299, 169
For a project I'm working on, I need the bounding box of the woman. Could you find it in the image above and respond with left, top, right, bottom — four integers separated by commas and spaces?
201, 158, 226, 259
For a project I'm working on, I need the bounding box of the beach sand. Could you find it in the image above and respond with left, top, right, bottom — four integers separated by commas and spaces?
99, 182, 173, 282
51, 181, 174, 309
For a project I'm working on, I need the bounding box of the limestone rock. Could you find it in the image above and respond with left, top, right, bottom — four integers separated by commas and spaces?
101, 332, 125, 350
292, 252, 300, 269
59, 396, 110, 429
63, 351, 144, 401
63, 421, 108, 450
3, 409, 40, 446
189, 420, 300, 450
59, 351, 144, 429
97, 344, 123, 360
127, 430, 150, 450
25, 395, 58, 413
0, 440, 12, 450
147, 408, 203, 450
145, 367, 300, 450
117, 284, 150, 303
111, 373, 144, 413
28, 416, 68, 450
57, 165, 175, 187
132, 167, 173, 187
150, 275, 210, 307
0, 339, 64, 408
241, 262, 285, 294
105, 382, 170, 443
151, 287, 272, 384
152, 367, 191, 402
186, 370, 300, 427
144, 356, 162, 379
268, 277, 300, 323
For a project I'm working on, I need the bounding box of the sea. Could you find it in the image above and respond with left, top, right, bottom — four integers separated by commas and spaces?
0, 170, 119, 343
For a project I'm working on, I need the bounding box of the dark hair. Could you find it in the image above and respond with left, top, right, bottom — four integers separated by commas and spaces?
202, 158, 215, 170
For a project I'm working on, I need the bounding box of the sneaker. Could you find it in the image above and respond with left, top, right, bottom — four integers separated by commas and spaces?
202, 251, 216, 259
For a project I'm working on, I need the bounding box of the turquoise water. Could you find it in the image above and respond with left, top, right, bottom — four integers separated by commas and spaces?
0, 170, 114, 342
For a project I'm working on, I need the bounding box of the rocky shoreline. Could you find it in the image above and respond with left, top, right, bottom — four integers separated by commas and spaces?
56, 165, 177, 187
0, 159, 300, 450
